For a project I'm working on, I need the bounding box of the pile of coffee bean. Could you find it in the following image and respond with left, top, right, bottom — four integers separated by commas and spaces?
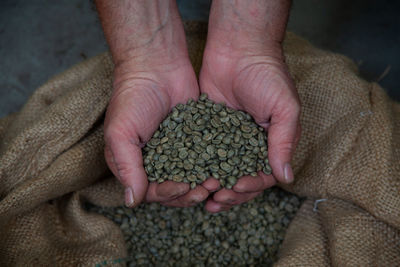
90, 187, 301, 266
143, 93, 272, 189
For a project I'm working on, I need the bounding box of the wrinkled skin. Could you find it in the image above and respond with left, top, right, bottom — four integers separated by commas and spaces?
200, 41, 301, 212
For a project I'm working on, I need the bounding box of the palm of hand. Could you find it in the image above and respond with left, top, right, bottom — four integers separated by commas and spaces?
199, 48, 301, 212
104, 59, 219, 208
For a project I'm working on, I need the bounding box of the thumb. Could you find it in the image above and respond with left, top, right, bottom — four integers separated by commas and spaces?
266, 106, 300, 184
104, 131, 148, 208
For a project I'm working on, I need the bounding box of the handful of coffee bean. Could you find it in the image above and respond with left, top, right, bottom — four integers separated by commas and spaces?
143, 93, 272, 189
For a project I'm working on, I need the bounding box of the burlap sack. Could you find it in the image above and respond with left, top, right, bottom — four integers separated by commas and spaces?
0, 22, 399, 266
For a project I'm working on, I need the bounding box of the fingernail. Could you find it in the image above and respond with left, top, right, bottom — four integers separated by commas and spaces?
283, 163, 294, 183
125, 187, 135, 207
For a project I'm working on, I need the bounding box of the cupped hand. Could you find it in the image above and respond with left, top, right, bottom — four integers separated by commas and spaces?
104, 56, 219, 208
199, 41, 301, 213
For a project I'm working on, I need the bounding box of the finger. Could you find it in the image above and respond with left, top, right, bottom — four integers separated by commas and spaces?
205, 199, 232, 213
104, 132, 148, 208
233, 172, 276, 193
161, 185, 209, 207
213, 189, 261, 206
267, 101, 300, 184
145, 181, 190, 203
202, 177, 220, 192
212, 188, 237, 204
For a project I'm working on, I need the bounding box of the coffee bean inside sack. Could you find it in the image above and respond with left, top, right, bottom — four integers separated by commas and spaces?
143, 93, 272, 189
90, 187, 301, 266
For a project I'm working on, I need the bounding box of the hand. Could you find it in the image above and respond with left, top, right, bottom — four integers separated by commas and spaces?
104, 55, 220, 208
199, 0, 300, 212
200, 43, 301, 212
97, 0, 219, 208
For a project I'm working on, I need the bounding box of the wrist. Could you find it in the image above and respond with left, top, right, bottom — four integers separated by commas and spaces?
96, 0, 188, 66
112, 51, 196, 98
206, 0, 290, 57
115, 39, 189, 71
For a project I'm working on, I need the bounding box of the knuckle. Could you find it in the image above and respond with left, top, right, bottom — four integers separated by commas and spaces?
191, 192, 207, 203
167, 192, 180, 199
277, 141, 295, 155
261, 176, 276, 189
104, 125, 125, 143
166, 187, 187, 200
186, 195, 200, 205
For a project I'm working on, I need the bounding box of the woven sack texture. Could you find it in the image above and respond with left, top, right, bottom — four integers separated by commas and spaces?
0, 22, 399, 266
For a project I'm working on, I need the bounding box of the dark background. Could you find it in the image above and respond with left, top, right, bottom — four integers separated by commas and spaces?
1, 0, 399, 117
